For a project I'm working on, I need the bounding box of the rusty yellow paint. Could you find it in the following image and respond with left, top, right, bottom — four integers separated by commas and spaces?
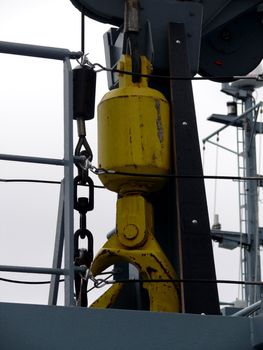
97, 55, 170, 194
90, 195, 180, 313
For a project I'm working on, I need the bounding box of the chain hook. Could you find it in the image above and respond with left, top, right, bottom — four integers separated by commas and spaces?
75, 136, 93, 161
74, 230, 94, 307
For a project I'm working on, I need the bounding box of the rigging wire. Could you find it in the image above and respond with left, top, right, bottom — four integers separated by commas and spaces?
92, 62, 263, 82
0, 178, 105, 189
0, 271, 115, 286
81, 9, 85, 55
0, 178, 61, 185
2, 171, 263, 186
2, 274, 263, 289
0, 277, 65, 285
89, 166, 263, 182
87, 277, 263, 289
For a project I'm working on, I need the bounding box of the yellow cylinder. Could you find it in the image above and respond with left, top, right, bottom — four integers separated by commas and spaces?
98, 55, 170, 194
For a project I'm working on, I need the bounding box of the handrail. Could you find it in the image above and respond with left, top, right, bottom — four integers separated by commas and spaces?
0, 40, 82, 61
0, 41, 76, 306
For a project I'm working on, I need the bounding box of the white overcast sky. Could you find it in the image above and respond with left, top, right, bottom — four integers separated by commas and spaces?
0, 0, 263, 306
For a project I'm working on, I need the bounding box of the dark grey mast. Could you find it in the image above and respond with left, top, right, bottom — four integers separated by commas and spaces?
205, 77, 263, 305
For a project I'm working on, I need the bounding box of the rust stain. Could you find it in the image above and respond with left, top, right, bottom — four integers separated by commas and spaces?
154, 99, 164, 144
141, 134, 145, 152
146, 266, 158, 275
139, 114, 145, 152
129, 127, 132, 144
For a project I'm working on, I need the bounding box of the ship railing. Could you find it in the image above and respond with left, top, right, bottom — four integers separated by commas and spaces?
0, 41, 83, 306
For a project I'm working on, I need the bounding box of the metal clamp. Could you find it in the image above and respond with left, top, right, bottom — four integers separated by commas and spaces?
89, 195, 180, 312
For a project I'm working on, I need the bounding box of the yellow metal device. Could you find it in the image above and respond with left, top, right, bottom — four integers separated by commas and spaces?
97, 54, 170, 194
90, 195, 180, 312
91, 55, 180, 312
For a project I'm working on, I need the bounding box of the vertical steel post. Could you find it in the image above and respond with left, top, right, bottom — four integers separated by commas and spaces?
244, 94, 261, 304
63, 58, 75, 306
48, 181, 65, 305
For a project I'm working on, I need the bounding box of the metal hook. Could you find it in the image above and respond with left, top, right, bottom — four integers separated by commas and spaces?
75, 136, 93, 161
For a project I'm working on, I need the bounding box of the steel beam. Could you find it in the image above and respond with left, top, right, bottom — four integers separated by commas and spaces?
0, 265, 84, 275
0, 266, 67, 275
231, 300, 261, 317
0, 41, 82, 60
0, 153, 65, 166
203, 102, 263, 143
0, 153, 84, 166
169, 22, 220, 314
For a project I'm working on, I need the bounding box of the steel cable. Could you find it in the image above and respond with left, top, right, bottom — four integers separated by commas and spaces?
92, 62, 263, 82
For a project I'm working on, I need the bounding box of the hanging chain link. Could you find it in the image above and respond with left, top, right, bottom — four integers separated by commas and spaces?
73, 120, 95, 306
72, 10, 97, 304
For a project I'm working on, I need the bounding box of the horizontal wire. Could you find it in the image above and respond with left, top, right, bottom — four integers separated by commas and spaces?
90, 168, 263, 182
0, 178, 105, 189
93, 62, 262, 82
4, 168, 262, 184
94, 278, 263, 286
2, 274, 260, 288
3, 276, 260, 288
0, 178, 61, 185
0, 271, 114, 286
0, 277, 65, 285
114, 171, 262, 182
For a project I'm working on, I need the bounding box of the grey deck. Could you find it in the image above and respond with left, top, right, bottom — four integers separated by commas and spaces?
0, 302, 260, 350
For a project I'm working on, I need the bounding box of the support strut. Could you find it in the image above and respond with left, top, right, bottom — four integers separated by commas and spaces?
168, 22, 220, 315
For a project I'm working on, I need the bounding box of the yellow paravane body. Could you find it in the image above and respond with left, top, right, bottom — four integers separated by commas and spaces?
91, 55, 180, 313
97, 55, 170, 194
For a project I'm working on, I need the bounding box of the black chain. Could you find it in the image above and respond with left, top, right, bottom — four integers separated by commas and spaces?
73, 159, 95, 306
73, 119, 95, 306
72, 44, 97, 306
73, 151, 94, 305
